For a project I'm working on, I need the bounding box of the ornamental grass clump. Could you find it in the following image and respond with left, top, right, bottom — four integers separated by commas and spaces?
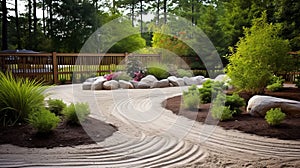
0, 72, 47, 126
27, 108, 61, 133
265, 108, 286, 126
62, 102, 90, 124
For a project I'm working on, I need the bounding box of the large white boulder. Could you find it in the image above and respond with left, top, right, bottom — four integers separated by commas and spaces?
140, 75, 158, 88
119, 80, 134, 89
103, 80, 119, 90
247, 95, 300, 117
91, 77, 107, 90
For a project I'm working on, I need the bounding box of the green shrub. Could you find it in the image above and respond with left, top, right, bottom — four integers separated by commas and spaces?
47, 99, 66, 115
147, 66, 169, 80
0, 72, 47, 126
267, 75, 284, 92
266, 82, 283, 92
211, 93, 233, 121
27, 108, 60, 133
295, 76, 300, 88
59, 78, 66, 84
265, 108, 286, 126
113, 72, 132, 81
225, 93, 245, 115
226, 12, 291, 94
183, 85, 200, 110
126, 58, 145, 77
177, 69, 193, 78
62, 102, 90, 124
198, 80, 226, 104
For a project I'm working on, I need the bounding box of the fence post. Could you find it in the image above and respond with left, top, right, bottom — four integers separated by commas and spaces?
52, 52, 59, 84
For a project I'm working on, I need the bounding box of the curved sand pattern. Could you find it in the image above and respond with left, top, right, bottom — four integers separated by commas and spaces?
0, 84, 299, 167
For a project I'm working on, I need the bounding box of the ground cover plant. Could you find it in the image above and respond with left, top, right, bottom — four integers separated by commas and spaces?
62, 102, 90, 125
47, 99, 66, 115
265, 108, 286, 126
182, 85, 200, 110
27, 108, 61, 133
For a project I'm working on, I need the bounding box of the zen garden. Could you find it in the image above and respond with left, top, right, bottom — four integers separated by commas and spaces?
0, 0, 299, 167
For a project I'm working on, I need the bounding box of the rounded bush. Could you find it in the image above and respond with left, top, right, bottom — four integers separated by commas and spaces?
177, 69, 193, 78
27, 108, 60, 133
62, 102, 90, 124
47, 99, 66, 115
211, 93, 233, 121
265, 108, 286, 126
147, 67, 169, 80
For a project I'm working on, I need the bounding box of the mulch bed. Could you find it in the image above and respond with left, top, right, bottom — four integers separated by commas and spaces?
164, 87, 300, 140
0, 117, 118, 148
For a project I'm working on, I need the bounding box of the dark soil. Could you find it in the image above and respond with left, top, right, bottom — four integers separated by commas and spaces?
164, 87, 300, 140
0, 117, 118, 148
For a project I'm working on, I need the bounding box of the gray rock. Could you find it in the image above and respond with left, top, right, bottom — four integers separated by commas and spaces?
136, 82, 151, 89
130, 81, 139, 88
140, 75, 158, 88
214, 74, 229, 82
247, 95, 300, 117
103, 80, 119, 90
177, 78, 185, 86
82, 82, 93, 90
85, 77, 97, 83
119, 80, 134, 89
91, 77, 107, 90
183, 77, 198, 86
193, 76, 205, 85
168, 76, 180, 86
153, 79, 170, 88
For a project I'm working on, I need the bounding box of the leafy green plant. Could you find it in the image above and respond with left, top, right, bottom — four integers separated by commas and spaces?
126, 57, 145, 78
267, 82, 283, 92
225, 93, 245, 115
211, 93, 233, 121
62, 102, 90, 124
59, 78, 66, 84
27, 108, 61, 133
146, 63, 169, 80
0, 72, 47, 126
267, 75, 284, 92
226, 12, 291, 94
113, 72, 132, 81
183, 85, 200, 110
47, 99, 66, 115
294, 76, 300, 88
198, 80, 226, 104
265, 108, 286, 126
177, 69, 193, 78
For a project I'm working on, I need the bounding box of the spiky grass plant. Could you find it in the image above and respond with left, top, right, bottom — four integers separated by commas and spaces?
0, 72, 47, 126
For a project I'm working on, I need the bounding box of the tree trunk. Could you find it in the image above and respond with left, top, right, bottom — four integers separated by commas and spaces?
2, 0, 8, 50
33, 0, 37, 48
42, 0, 46, 36
157, 0, 160, 24
49, 0, 53, 37
15, 0, 21, 49
131, 1, 135, 27
28, 0, 32, 48
140, 0, 143, 33
163, 0, 167, 24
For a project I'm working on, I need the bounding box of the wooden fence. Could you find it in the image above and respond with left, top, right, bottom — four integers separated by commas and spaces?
0, 52, 162, 84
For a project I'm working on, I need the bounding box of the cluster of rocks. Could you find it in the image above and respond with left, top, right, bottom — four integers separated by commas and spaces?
82, 75, 207, 90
